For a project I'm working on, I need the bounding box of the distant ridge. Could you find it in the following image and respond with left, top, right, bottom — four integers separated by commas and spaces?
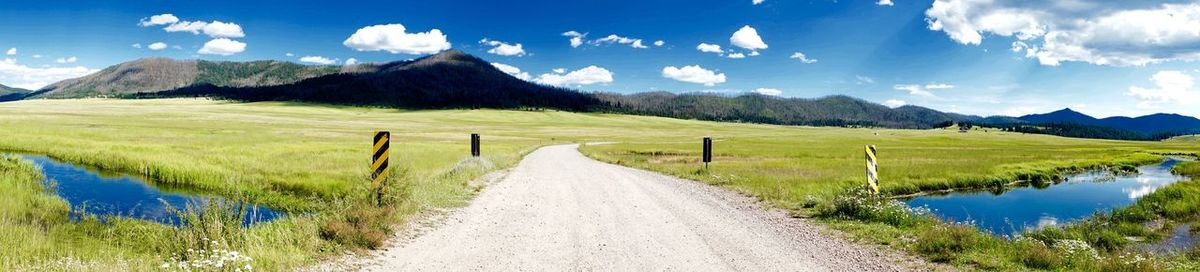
9, 51, 1200, 140
28, 57, 373, 98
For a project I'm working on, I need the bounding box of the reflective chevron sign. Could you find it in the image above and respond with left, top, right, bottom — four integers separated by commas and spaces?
372, 131, 390, 201
865, 145, 879, 194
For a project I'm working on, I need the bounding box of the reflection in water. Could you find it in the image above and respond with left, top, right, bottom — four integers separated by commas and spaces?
906, 158, 1189, 236
18, 154, 283, 226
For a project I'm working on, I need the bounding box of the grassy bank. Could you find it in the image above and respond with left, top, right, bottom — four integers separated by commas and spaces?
3, 98, 1198, 270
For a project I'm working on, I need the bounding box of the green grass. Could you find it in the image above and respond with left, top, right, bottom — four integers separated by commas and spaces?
2, 98, 1199, 270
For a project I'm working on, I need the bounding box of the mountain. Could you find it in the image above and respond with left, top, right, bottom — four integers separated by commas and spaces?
1013, 108, 1200, 135
0, 84, 32, 101
144, 50, 601, 111
594, 92, 972, 129
1018, 108, 1100, 125
28, 58, 368, 98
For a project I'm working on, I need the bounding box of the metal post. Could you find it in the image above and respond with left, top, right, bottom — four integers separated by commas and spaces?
471, 133, 481, 157
703, 137, 712, 169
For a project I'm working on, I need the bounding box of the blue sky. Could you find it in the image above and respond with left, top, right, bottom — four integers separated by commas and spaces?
2, 0, 1200, 118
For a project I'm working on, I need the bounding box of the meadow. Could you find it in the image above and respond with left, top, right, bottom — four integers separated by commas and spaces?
1, 98, 1198, 270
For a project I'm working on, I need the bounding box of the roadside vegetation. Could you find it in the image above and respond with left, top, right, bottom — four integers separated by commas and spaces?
3, 98, 1199, 270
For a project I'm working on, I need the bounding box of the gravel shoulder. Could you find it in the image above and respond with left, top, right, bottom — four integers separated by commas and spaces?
322, 144, 942, 271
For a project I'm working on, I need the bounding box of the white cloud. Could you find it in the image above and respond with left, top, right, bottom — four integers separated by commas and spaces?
926, 1, 1200, 66
479, 38, 527, 56
343, 24, 451, 55
884, 99, 907, 108
344, 58, 358, 65
594, 34, 648, 49
562, 31, 585, 48
490, 62, 532, 81
877, 0, 894, 6
147, 42, 168, 51
654, 40, 665, 47
1127, 70, 1200, 108
552, 68, 566, 74
138, 14, 179, 27
726, 53, 746, 59
163, 21, 207, 34
202, 21, 245, 38
894, 84, 935, 97
730, 25, 768, 50
197, 38, 246, 56
662, 65, 726, 86
5, 48, 14, 55
534, 65, 614, 86
696, 43, 723, 53
753, 0, 765, 5
285, 52, 294, 57
925, 83, 955, 89
0, 58, 97, 90
131, 43, 142, 49
31, 54, 42, 59
753, 88, 782, 96
55, 57, 77, 64
300, 56, 337, 65
789, 52, 817, 63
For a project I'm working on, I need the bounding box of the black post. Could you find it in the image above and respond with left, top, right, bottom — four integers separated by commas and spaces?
702, 137, 712, 168
471, 133, 481, 157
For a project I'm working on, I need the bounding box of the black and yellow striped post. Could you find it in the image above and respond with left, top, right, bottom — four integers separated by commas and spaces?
372, 131, 390, 205
865, 145, 879, 195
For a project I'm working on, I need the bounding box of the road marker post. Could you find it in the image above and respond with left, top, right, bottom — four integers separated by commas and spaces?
471, 133, 481, 157
865, 145, 879, 195
702, 137, 713, 169
372, 131, 390, 206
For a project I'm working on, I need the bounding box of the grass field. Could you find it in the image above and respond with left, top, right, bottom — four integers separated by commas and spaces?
1, 98, 1198, 270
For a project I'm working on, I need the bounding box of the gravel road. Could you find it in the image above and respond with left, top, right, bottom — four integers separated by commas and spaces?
352, 144, 934, 271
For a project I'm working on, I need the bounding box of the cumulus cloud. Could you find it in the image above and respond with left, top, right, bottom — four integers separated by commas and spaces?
662, 65, 726, 86
300, 56, 337, 65
654, 40, 665, 47
552, 68, 566, 74
696, 43, 723, 54
753, 88, 782, 96
726, 53, 746, 59
534, 65, 614, 86
131, 43, 142, 49
201, 21, 245, 38
490, 62, 532, 81
147, 42, 168, 51
163, 21, 207, 34
197, 38, 246, 56
5, 48, 15, 55
562, 31, 585, 48
31, 54, 42, 59
138, 14, 179, 27
877, 0, 894, 6
926, 1, 1200, 66
884, 99, 907, 108
790, 52, 817, 63
479, 38, 527, 56
344, 24, 450, 55
55, 57, 77, 64
1127, 70, 1200, 108
894, 84, 935, 97
925, 83, 954, 89
730, 25, 767, 50
753, 0, 765, 5
285, 52, 294, 57
0, 58, 97, 90
344, 58, 358, 65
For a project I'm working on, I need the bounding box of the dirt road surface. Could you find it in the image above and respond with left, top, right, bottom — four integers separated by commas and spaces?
345, 144, 934, 271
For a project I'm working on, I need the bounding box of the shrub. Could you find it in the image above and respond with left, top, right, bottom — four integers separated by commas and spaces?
1018, 240, 1063, 269
913, 224, 980, 262
319, 204, 393, 249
